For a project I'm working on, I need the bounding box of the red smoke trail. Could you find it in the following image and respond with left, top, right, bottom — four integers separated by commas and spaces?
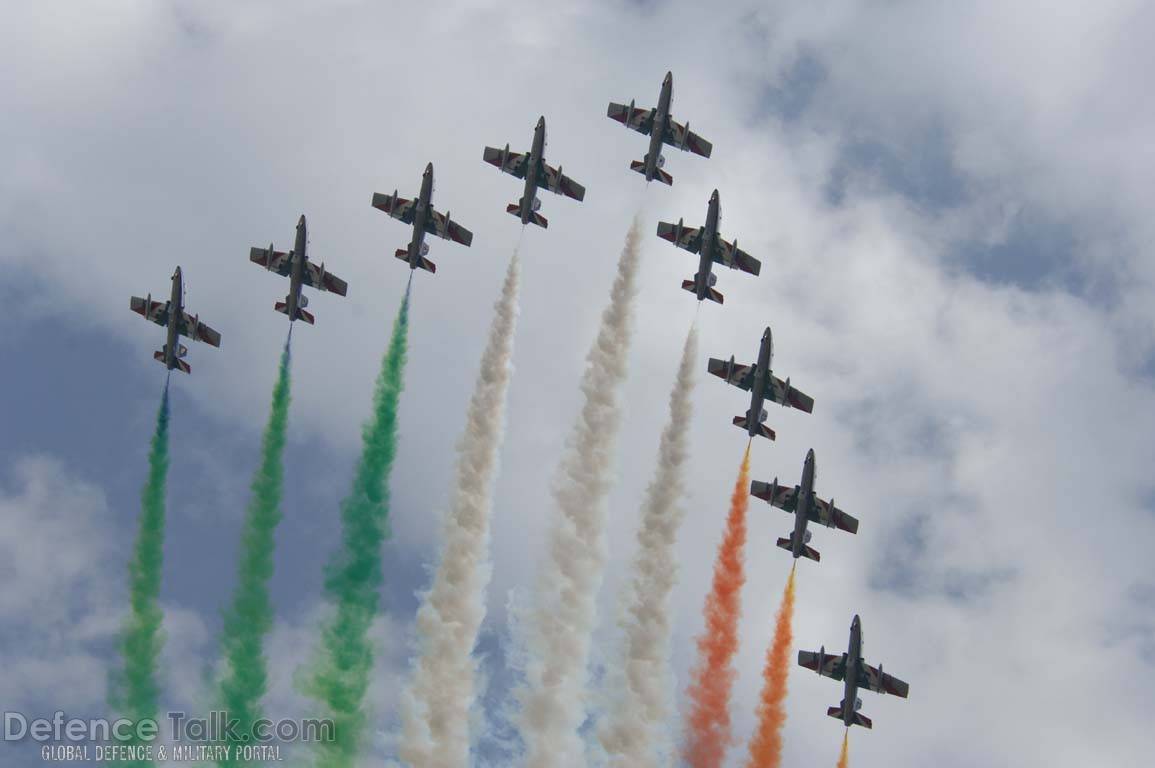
682, 443, 752, 768
836, 730, 849, 768
744, 563, 797, 768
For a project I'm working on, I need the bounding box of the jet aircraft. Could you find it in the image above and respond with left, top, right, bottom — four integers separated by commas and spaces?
129, 266, 221, 374
707, 327, 814, 440
750, 449, 858, 562
607, 71, 712, 184
483, 116, 586, 228
656, 189, 760, 303
798, 615, 910, 729
371, 162, 474, 274
249, 214, 348, 324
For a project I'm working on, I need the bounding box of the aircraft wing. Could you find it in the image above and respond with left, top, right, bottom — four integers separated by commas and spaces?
798, 650, 846, 681
860, 663, 910, 698
665, 118, 713, 158
249, 247, 293, 277
130, 296, 170, 328
483, 146, 529, 178
706, 357, 756, 390
812, 497, 859, 533
427, 208, 474, 246
607, 101, 653, 135
179, 312, 222, 347
656, 221, 703, 253
750, 480, 798, 512
715, 236, 762, 276
768, 374, 815, 413
371, 192, 417, 224
541, 163, 586, 201
302, 262, 349, 297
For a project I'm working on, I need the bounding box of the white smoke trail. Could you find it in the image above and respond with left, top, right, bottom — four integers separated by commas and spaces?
397, 249, 522, 768
597, 324, 698, 768
516, 214, 644, 768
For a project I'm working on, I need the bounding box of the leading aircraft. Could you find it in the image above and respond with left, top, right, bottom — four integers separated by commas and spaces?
657, 189, 760, 304
798, 615, 910, 729
129, 266, 221, 374
750, 449, 858, 562
249, 214, 348, 324
607, 71, 712, 185
371, 162, 474, 274
483, 116, 586, 228
707, 327, 814, 440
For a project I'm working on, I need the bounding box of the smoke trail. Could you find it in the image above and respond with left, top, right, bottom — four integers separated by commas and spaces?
215, 336, 292, 765
517, 214, 644, 767
597, 325, 699, 768
304, 286, 410, 767
744, 563, 797, 768
682, 444, 752, 768
111, 379, 171, 764
398, 249, 521, 768
836, 731, 849, 768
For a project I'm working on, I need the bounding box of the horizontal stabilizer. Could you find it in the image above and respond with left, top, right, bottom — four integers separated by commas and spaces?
274, 301, 289, 315
297, 308, 315, 325
680, 279, 725, 304
417, 256, 436, 274
394, 248, 410, 261
506, 201, 548, 228
828, 704, 872, 729
629, 159, 674, 186
776, 536, 821, 561
154, 350, 190, 374
733, 415, 775, 441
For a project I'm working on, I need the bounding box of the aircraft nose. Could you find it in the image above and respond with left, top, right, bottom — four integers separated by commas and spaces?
806, 448, 815, 462
665, 70, 673, 82
537, 115, 546, 128
425, 162, 433, 174
298, 214, 306, 226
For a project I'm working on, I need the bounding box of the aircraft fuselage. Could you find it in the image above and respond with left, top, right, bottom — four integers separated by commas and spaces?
745, 326, 774, 436
842, 615, 864, 727
409, 162, 435, 267
695, 189, 722, 299
287, 215, 308, 319
164, 267, 183, 370
644, 72, 673, 181
518, 117, 548, 225
791, 449, 817, 558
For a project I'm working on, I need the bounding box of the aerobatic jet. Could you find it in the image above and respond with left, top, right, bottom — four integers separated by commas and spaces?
606, 71, 712, 185
707, 326, 814, 440
483, 116, 586, 228
750, 449, 858, 562
129, 266, 221, 374
249, 214, 348, 324
798, 615, 910, 729
656, 189, 760, 304
371, 162, 474, 274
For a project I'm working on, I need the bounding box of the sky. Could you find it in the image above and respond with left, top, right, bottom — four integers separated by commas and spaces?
2, 0, 1155, 765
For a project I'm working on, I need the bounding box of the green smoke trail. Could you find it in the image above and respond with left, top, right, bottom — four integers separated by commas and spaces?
304, 284, 410, 766
215, 336, 292, 765
111, 379, 171, 766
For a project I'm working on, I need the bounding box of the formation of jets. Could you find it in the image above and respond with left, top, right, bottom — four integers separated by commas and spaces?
126, 69, 910, 733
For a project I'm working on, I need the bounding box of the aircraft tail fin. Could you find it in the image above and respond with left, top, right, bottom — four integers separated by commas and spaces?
828, 702, 872, 729
506, 201, 548, 228
680, 279, 724, 304
732, 415, 776, 441
630, 159, 673, 186
776, 536, 821, 561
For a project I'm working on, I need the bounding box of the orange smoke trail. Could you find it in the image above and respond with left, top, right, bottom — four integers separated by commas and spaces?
744, 563, 797, 768
836, 731, 849, 768
682, 443, 752, 768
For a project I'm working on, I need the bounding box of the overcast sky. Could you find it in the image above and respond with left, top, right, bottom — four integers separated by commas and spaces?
3, 1, 1155, 766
